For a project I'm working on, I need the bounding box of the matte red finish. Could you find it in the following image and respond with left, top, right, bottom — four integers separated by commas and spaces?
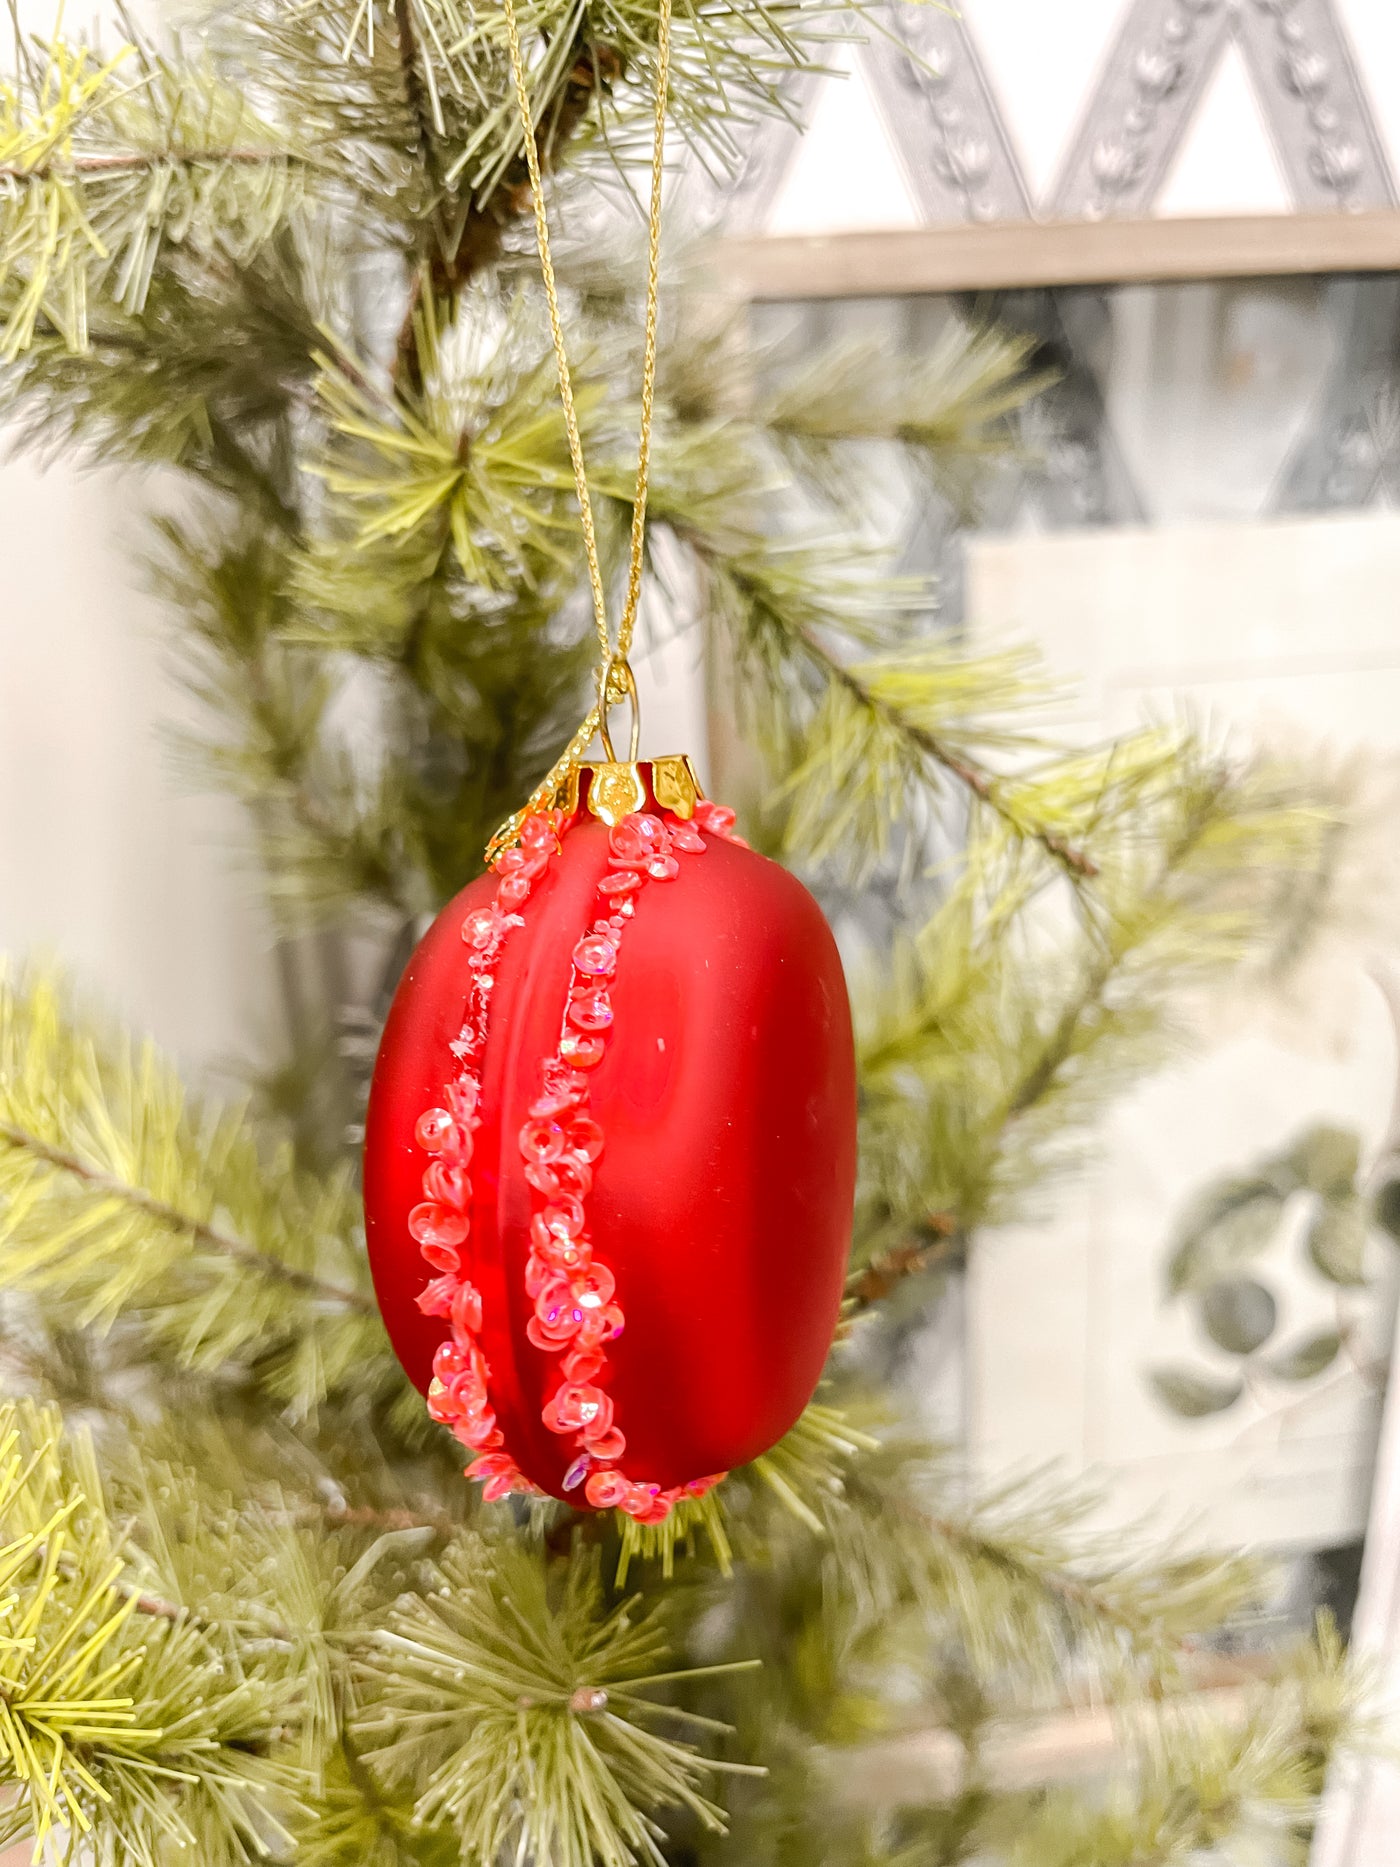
363, 790, 857, 1501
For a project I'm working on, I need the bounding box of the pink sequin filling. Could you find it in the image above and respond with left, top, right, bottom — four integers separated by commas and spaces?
410, 794, 743, 1520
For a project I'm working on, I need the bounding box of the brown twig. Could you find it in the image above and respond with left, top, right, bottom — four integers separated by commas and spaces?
391, 0, 439, 179
44, 1541, 198, 1624
845, 1215, 961, 1313
0, 148, 289, 181
47, 1546, 251, 1633
126, 1583, 194, 1624
122, 1579, 296, 1645
391, 20, 622, 393
807, 632, 1100, 881
318, 1500, 455, 1534
0, 1121, 377, 1315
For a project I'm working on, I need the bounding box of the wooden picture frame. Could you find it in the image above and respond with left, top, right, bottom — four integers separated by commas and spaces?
718, 210, 1400, 301
713, 214, 1400, 1859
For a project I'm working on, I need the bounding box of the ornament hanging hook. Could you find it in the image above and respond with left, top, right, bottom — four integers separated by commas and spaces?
596, 656, 640, 765
486, 0, 670, 861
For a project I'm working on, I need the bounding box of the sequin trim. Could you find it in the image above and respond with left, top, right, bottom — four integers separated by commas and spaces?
412, 797, 743, 1520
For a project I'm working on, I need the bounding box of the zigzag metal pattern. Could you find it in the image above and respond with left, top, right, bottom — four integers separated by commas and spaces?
710, 9, 1400, 546
1048, 0, 1236, 218
1270, 276, 1400, 513
723, 0, 1397, 231
861, 2, 1030, 222
1234, 0, 1396, 211
717, 3, 1399, 535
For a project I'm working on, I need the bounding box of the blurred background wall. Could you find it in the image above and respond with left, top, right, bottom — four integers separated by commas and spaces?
705, 0, 1400, 233
14, 0, 1400, 1051
11, 0, 1400, 1554
8, 0, 1400, 1853
0, 449, 281, 1076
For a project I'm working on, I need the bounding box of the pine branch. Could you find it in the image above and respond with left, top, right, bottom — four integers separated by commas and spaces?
388, 7, 618, 392
846, 747, 1330, 1313
646, 416, 1118, 881
993, 1641, 1354, 1867
760, 325, 1050, 465
912, 1495, 1256, 1666
352, 1537, 759, 1867
0, 1119, 373, 1313
833, 1449, 1264, 1684
0, 1400, 304, 1865
440, 0, 845, 190
0, 968, 393, 1413
156, 516, 432, 928
0, 147, 294, 178
691, 1427, 1275, 1844
797, 620, 1099, 880
0, 33, 309, 353
309, 306, 589, 594
995, 752, 1318, 1137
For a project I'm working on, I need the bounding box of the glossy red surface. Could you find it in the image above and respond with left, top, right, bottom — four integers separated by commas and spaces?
363, 789, 856, 1500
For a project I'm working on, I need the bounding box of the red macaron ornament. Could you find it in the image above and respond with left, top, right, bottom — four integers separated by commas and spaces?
365, 0, 856, 1524
363, 748, 857, 1524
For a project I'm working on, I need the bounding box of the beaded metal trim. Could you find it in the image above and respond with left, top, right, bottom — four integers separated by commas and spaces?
411, 798, 742, 1522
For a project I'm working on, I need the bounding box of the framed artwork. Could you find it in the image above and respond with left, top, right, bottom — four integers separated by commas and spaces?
713, 216, 1400, 1857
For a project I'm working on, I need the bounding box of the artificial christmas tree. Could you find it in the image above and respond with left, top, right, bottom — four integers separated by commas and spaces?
0, 0, 1365, 1861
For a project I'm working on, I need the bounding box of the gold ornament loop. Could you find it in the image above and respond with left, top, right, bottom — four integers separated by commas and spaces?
486, 0, 672, 863
597, 657, 640, 765
489, 749, 704, 850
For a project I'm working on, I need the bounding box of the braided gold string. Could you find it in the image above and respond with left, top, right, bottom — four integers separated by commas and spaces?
486, 0, 672, 858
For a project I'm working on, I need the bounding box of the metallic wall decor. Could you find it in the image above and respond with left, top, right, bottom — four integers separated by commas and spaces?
1272, 276, 1400, 511
1233, 0, 1396, 212
1048, 0, 1234, 219
861, 1, 1031, 223
682, 70, 823, 236
717, 0, 1396, 233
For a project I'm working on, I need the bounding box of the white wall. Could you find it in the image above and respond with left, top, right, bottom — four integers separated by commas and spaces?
965, 512, 1400, 1552
716, 0, 1399, 235
0, 450, 279, 1076
13, 0, 1400, 1068
0, 5, 283, 1077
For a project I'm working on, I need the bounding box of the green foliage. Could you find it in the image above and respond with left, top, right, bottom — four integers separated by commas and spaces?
837, 1455, 1261, 1700
981, 1620, 1358, 1867
385, 0, 847, 190
310, 301, 590, 592
1268, 1330, 1345, 1384
0, 966, 388, 1416
848, 745, 1332, 1291
760, 323, 1049, 473
1147, 1367, 1244, 1420
353, 1538, 758, 1867
1200, 1277, 1278, 1354
0, 0, 1373, 1859
993, 1699, 1318, 1866
0, 31, 305, 356
0, 1400, 301, 1866
650, 398, 1133, 884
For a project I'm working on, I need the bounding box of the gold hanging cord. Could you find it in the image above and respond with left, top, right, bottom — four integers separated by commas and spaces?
486, 0, 672, 856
